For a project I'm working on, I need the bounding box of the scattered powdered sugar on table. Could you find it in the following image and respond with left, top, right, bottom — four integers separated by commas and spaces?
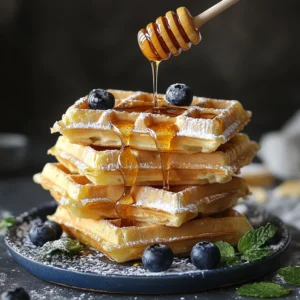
0, 273, 7, 286
30, 286, 94, 300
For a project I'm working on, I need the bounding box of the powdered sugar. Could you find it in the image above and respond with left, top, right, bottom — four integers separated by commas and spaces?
0, 273, 7, 286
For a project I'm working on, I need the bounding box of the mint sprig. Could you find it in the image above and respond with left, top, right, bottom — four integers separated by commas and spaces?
236, 266, 300, 298
36, 238, 83, 260
0, 217, 16, 229
236, 282, 291, 298
214, 241, 236, 265
278, 267, 300, 285
215, 223, 278, 266
237, 223, 278, 262
242, 247, 270, 262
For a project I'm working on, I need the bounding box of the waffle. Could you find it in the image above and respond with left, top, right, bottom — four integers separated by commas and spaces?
49, 206, 253, 262
34, 163, 249, 226
51, 90, 251, 153
33, 163, 122, 219
48, 134, 259, 186
249, 186, 268, 204
240, 163, 274, 187
273, 180, 300, 198
116, 177, 249, 226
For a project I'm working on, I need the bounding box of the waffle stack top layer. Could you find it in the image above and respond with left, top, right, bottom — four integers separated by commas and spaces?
52, 90, 252, 153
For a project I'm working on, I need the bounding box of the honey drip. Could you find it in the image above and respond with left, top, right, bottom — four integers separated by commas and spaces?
111, 124, 138, 206
151, 60, 160, 108
147, 124, 177, 190
151, 106, 187, 117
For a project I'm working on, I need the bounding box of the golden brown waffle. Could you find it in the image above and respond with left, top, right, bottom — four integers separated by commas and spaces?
240, 163, 274, 187
48, 134, 259, 186
248, 186, 268, 204
34, 163, 249, 226
116, 178, 249, 227
49, 206, 253, 262
274, 180, 300, 198
33, 163, 123, 219
51, 89, 251, 153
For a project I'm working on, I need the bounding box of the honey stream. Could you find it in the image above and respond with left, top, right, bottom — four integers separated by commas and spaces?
151, 60, 160, 108
150, 59, 177, 190
110, 59, 180, 192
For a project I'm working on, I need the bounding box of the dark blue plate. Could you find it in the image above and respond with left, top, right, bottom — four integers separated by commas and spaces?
5, 201, 290, 294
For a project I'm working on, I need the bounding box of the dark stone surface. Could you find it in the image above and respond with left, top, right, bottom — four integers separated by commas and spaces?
0, 177, 300, 299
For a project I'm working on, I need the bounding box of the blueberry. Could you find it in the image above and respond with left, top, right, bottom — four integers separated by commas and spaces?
44, 220, 62, 238
190, 242, 221, 270
87, 89, 115, 110
1, 287, 30, 300
142, 244, 174, 272
28, 224, 57, 246
165, 83, 193, 106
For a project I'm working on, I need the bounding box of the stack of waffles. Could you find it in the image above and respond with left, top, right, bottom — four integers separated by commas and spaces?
34, 90, 259, 263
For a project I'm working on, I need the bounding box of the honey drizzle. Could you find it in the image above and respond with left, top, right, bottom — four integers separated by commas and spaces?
111, 124, 137, 206
151, 60, 161, 108
109, 50, 180, 193
147, 124, 177, 191
150, 53, 172, 189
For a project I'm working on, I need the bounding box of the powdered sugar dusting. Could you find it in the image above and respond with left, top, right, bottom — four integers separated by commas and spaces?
29, 286, 94, 300
0, 273, 7, 286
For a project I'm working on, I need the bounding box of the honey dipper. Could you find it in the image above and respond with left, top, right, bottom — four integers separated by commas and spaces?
138, 0, 239, 61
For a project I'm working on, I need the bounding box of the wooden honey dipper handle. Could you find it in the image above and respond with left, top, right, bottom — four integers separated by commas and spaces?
193, 0, 240, 28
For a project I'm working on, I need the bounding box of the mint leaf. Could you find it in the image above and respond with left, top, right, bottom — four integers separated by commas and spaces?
238, 223, 278, 253
36, 238, 83, 260
236, 282, 291, 298
213, 223, 279, 266
278, 267, 300, 285
227, 256, 242, 266
0, 217, 16, 229
215, 241, 236, 264
243, 247, 270, 262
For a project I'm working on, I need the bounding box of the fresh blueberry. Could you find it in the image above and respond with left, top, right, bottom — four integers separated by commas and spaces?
165, 83, 193, 106
44, 220, 63, 238
190, 242, 221, 270
28, 224, 57, 247
142, 244, 174, 272
87, 89, 115, 110
1, 287, 30, 300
